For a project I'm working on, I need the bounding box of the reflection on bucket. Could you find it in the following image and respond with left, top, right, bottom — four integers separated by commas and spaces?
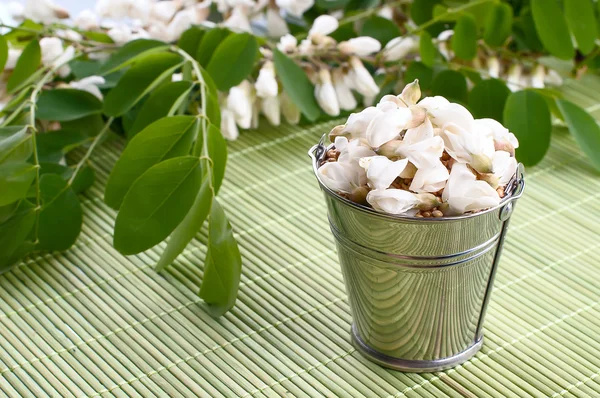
310, 138, 525, 372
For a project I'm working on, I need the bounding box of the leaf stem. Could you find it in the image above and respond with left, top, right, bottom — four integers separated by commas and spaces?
409, 0, 492, 35
68, 117, 114, 186
338, 0, 412, 25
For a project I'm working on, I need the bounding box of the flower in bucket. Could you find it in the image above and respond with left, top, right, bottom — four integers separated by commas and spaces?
317, 80, 519, 217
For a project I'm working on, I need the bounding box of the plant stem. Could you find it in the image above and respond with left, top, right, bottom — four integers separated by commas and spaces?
339, 0, 412, 25
68, 117, 114, 186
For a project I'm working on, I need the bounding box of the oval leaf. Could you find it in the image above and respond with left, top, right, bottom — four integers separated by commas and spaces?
104, 52, 183, 117
37, 89, 103, 121
179, 27, 205, 57
273, 49, 320, 121
452, 14, 478, 61
564, 0, 597, 55
37, 174, 82, 251
468, 79, 511, 122
484, 2, 513, 47
36, 129, 88, 163
360, 16, 401, 46
196, 28, 231, 67
503, 90, 551, 166
0, 163, 36, 206
99, 39, 168, 75
199, 199, 242, 317
39, 162, 94, 194
556, 99, 600, 171
419, 32, 437, 67
114, 156, 202, 255
0, 126, 32, 164
7, 40, 41, 93
531, 0, 575, 60
105, 115, 197, 209
0, 201, 35, 270
431, 70, 468, 103
207, 124, 227, 194
404, 61, 434, 90
129, 81, 194, 138
0, 36, 8, 74
207, 33, 259, 91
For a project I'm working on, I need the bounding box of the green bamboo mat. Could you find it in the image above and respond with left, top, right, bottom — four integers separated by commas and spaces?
1, 78, 600, 398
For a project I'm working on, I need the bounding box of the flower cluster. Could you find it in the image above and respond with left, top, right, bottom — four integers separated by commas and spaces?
317, 80, 519, 217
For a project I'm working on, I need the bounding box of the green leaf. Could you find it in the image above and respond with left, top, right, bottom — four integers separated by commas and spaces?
207, 33, 259, 91
556, 99, 600, 171
37, 89, 103, 121
155, 167, 213, 271
0, 201, 35, 271
468, 79, 511, 122
3, 20, 43, 45
0, 163, 36, 206
404, 61, 434, 90
531, 0, 575, 60
0, 126, 32, 164
7, 40, 41, 93
484, 2, 513, 47
129, 81, 194, 138
503, 90, 551, 166
360, 16, 400, 46
316, 0, 352, 9
70, 60, 102, 80
105, 116, 197, 209
0, 201, 20, 224
39, 162, 95, 194
207, 124, 227, 194
0, 36, 8, 74
419, 32, 437, 67
36, 129, 88, 163
431, 70, 467, 103
273, 49, 320, 121
196, 28, 231, 67
564, 0, 597, 55
104, 52, 183, 117
179, 27, 205, 56
330, 23, 356, 42
411, 0, 446, 35
199, 199, 242, 317
515, 7, 544, 52
114, 156, 203, 254
37, 174, 82, 251
452, 14, 478, 61
61, 114, 106, 138
83, 31, 114, 43
99, 39, 168, 75
206, 91, 221, 127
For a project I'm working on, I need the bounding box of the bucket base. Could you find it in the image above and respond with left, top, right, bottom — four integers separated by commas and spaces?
351, 324, 483, 373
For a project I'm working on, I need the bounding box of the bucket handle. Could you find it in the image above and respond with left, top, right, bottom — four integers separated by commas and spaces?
308, 133, 327, 167
498, 163, 525, 221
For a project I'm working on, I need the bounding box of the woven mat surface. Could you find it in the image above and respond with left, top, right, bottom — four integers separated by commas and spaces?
1, 77, 600, 398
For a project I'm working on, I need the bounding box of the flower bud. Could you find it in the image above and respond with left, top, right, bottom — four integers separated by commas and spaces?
338, 37, 382, 57
382, 36, 417, 62
266, 8, 289, 38
349, 186, 369, 205
227, 80, 254, 129
415, 193, 442, 211
277, 34, 298, 53
399, 79, 421, 106
308, 15, 339, 38
349, 56, 379, 97
315, 69, 340, 116
531, 64, 545, 89
487, 56, 500, 79
332, 68, 357, 111
506, 64, 522, 92
221, 109, 240, 140
261, 95, 281, 126
255, 61, 278, 98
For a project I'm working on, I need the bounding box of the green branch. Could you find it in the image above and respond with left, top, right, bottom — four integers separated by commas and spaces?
409, 0, 492, 35
68, 117, 114, 186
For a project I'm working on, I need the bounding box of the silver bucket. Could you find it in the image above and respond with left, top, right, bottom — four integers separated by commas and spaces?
309, 137, 525, 372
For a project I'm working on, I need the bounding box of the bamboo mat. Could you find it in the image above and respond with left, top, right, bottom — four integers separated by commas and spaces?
1, 78, 600, 398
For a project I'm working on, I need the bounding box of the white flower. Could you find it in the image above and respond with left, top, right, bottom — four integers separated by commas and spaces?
40, 38, 74, 77
336, 136, 376, 164
348, 56, 379, 97
366, 107, 412, 148
73, 10, 99, 31
96, 0, 152, 22
315, 68, 340, 116
318, 161, 365, 193
473, 118, 519, 154
69, 76, 106, 100
107, 26, 134, 45
338, 37, 381, 57
377, 6, 393, 20
308, 15, 338, 38
221, 109, 240, 140
359, 156, 408, 190
332, 69, 357, 111
276, 0, 314, 18
441, 122, 495, 173
442, 163, 500, 215
506, 64, 522, 92
366, 189, 437, 215
298, 38, 314, 56
55, 29, 83, 42
410, 161, 449, 193
396, 118, 445, 169
530, 64, 545, 89
436, 30, 454, 60
223, 6, 252, 33
487, 56, 500, 79
382, 36, 417, 62
281, 91, 300, 124
277, 34, 298, 53
331, 107, 382, 140
419, 99, 473, 130
227, 80, 254, 129
23, 0, 69, 24
255, 61, 278, 98
399, 79, 421, 106
479, 150, 517, 189
266, 8, 289, 37
261, 96, 281, 126
6, 2, 24, 22
151, 0, 181, 24
5, 49, 22, 70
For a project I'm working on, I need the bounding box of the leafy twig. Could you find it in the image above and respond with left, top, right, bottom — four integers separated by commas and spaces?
409, 0, 493, 35
68, 117, 114, 186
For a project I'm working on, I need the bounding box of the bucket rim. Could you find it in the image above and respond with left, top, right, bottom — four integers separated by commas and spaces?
309, 140, 525, 223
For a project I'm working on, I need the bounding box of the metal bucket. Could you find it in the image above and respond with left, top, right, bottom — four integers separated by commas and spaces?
309, 138, 525, 372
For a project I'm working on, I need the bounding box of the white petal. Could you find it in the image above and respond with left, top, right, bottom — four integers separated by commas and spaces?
332, 69, 357, 111
261, 96, 281, 126
359, 156, 408, 190
223, 6, 252, 33
221, 109, 240, 140
227, 80, 254, 129
338, 37, 381, 57
315, 69, 340, 116
266, 8, 289, 37
366, 107, 412, 148
318, 161, 363, 193
23, 0, 69, 24
382, 36, 417, 62
5, 49, 22, 70
443, 163, 499, 215
277, 34, 298, 53
308, 15, 338, 37
255, 61, 278, 98
492, 150, 517, 186
367, 189, 420, 214
349, 56, 379, 97
276, 0, 314, 17
409, 161, 449, 193
281, 91, 300, 124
